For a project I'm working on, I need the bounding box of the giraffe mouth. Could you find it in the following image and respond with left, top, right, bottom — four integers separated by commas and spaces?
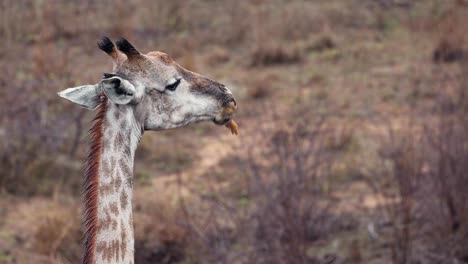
213, 117, 232, 126
213, 97, 237, 125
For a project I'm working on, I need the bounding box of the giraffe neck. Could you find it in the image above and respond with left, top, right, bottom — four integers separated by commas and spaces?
83, 96, 142, 264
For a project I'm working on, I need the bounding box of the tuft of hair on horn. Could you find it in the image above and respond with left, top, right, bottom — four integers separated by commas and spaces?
116, 38, 141, 59
97, 37, 122, 60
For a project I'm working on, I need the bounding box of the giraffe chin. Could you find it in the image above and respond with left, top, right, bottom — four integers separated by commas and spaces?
213, 117, 232, 126
213, 100, 237, 125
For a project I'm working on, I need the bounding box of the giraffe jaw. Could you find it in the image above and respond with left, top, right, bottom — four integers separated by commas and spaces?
213, 117, 232, 126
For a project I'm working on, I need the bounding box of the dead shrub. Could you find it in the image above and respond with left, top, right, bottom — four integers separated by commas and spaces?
250, 43, 302, 66
204, 46, 231, 67
248, 84, 270, 100
32, 206, 80, 262
306, 36, 336, 53
135, 225, 187, 264
178, 111, 354, 263
432, 1, 468, 63
34, 217, 72, 256
372, 67, 468, 263
0, 44, 84, 196
243, 122, 347, 263
134, 197, 189, 264
433, 39, 465, 63
247, 75, 277, 99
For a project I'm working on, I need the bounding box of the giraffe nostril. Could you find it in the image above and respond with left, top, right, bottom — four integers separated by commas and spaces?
231, 99, 237, 109
226, 99, 237, 110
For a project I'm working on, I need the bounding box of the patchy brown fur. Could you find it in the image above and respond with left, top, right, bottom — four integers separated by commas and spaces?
146, 51, 174, 65
82, 94, 107, 264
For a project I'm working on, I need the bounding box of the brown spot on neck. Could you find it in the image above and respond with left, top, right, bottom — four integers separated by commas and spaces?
121, 222, 127, 260
120, 190, 128, 210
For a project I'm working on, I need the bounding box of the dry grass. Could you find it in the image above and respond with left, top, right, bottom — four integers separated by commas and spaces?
432, 1, 468, 63
246, 74, 279, 100
203, 46, 231, 67
1, 1, 468, 263
250, 44, 302, 66
367, 58, 468, 263
167, 111, 365, 263
134, 198, 189, 264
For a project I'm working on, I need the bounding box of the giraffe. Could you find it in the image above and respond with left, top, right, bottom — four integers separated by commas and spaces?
57, 37, 237, 264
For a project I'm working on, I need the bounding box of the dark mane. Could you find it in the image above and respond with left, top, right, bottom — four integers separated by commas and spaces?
82, 94, 107, 264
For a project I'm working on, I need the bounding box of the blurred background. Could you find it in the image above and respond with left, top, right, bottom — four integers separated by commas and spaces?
1, 0, 468, 263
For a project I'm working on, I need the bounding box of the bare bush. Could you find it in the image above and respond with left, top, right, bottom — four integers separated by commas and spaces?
0, 76, 84, 195
250, 44, 302, 67
177, 111, 354, 263
372, 66, 468, 263
242, 121, 340, 263
33, 208, 80, 261
432, 1, 468, 63
134, 198, 189, 264
0, 15, 86, 195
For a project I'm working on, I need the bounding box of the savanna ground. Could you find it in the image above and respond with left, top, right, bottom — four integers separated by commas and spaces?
1, 0, 468, 263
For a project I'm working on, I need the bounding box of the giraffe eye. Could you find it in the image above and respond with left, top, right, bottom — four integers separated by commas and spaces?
166, 79, 181, 91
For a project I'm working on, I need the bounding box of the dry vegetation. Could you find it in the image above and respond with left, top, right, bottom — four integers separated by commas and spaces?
1, 0, 468, 263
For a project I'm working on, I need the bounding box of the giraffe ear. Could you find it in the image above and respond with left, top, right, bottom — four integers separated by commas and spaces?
100, 76, 136, 105
57, 84, 100, 110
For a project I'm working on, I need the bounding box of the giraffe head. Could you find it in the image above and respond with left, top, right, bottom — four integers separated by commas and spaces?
58, 37, 237, 130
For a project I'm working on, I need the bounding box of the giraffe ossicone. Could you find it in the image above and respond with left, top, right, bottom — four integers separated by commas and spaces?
58, 37, 237, 264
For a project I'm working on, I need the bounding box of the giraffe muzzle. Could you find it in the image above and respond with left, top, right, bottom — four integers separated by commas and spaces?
214, 97, 237, 125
